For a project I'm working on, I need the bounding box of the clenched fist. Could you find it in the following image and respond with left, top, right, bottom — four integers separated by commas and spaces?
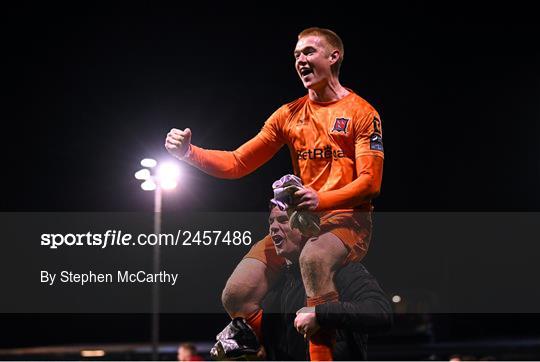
165, 128, 192, 159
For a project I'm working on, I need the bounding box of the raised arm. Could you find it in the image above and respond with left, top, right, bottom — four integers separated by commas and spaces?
184, 135, 282, 179
165, 108, 287, 179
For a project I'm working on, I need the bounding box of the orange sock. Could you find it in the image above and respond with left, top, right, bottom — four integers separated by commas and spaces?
245, 308, 263, 342
307, 291, 339, 361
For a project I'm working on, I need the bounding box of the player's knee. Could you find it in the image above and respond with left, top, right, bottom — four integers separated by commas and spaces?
221, 282, 244, 314
221, 281, 259, 317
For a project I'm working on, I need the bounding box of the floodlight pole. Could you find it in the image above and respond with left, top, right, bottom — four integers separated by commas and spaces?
152, 183, 162, 361
136, 158, 179, 360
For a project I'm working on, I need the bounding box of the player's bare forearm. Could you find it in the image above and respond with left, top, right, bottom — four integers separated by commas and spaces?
316, 155, 383, 210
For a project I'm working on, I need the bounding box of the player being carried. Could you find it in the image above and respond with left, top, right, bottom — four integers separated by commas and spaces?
165, 27, 384, 361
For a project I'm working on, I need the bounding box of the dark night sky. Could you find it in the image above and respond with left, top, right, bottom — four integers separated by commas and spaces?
3, 3, 539, 212
1, 2, 539, 350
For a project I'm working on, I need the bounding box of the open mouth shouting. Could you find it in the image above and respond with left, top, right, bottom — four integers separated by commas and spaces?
299, 67, 313, 79
272, 234, 285, 248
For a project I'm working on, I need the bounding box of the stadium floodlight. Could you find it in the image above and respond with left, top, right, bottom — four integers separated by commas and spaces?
134, 157, 181, 360
157, 162, 181, 190
135, 169, 151, 181
157, 162, 180, 181
141, 158, 157, 168
136, 160, 180, 191
141, 179, 157, 191
160, 179, 178, 190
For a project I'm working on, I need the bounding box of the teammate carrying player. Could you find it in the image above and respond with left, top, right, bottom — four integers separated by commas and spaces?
165, 27, 384, 361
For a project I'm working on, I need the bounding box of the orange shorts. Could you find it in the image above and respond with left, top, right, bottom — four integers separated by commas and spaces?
243, 211, 373, 274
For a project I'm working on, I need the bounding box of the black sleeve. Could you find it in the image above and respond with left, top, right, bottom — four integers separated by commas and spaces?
315, 266, 393, 333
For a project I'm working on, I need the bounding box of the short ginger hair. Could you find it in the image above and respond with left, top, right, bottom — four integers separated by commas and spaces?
298, 27, 344, 74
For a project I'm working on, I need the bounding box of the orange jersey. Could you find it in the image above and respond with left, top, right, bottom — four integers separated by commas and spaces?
184, 90, 384, 212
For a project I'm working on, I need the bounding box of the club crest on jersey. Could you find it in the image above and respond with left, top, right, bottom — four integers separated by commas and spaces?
331, 117, 350, 134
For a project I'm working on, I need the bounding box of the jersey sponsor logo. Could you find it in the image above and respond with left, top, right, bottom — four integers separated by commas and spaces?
297, 146, 346, 161
331, 117, 350, 134
370, 116, 384, 152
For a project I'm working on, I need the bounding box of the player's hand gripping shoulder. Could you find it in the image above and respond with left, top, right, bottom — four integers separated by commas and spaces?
294, 187, 319, 211
165, 128, 192, 159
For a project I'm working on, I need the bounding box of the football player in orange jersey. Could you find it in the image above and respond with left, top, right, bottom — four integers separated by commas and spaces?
165, 27, 384, 361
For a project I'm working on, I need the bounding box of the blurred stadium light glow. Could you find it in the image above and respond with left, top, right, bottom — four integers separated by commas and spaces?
141, 158, 157, 168
141, 179, 157, 191
80, 350, 105, 357
157, 162, 181, 190
135, 169, 151, 180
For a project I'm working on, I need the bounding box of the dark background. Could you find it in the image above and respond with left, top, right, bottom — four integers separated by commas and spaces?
1, 1, 539, 354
